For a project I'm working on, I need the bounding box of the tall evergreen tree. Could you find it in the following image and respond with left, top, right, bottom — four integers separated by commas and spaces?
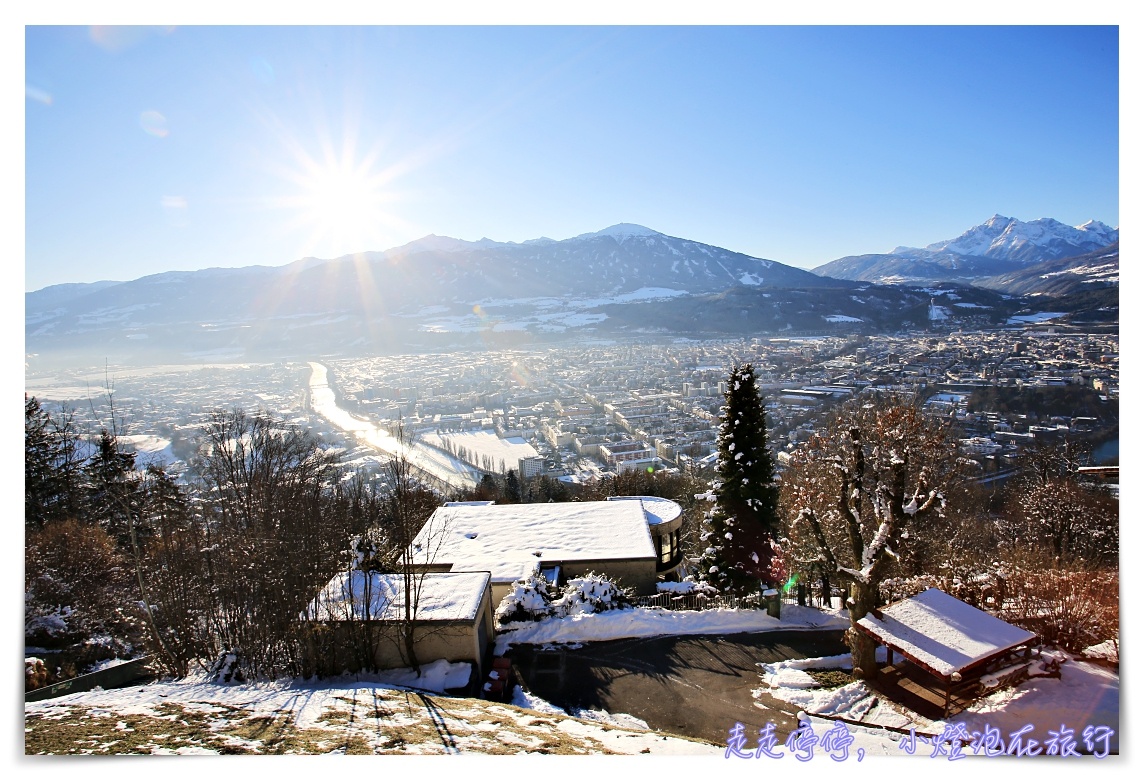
25, 396, 84, 530
697, 363, 781, 595
84, 430, 144, 549
503, 468, 522, 503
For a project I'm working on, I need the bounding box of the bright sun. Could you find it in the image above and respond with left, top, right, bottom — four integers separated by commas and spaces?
273, 142, 406, 259
304, 164, 380, 238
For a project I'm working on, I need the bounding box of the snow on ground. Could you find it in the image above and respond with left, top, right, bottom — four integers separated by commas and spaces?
371, 659, 473, 691
496, 604, 849, 654
824, 314, 863, 323
420, 429, 539, 473
1007, 311, 1066, 324
120, 434, 175, 466
26, 664, 721, 755
756, 652, 1119, 754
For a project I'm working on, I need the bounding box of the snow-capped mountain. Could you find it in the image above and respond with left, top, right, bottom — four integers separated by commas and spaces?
26, 224, 840, 363
813, 215, 1118, 284
903, 214, 1117, 263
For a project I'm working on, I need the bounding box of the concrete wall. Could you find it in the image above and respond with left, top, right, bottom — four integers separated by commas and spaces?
319, 583, 496, 682
490, 581, 515, 610
559, 557, 658, 596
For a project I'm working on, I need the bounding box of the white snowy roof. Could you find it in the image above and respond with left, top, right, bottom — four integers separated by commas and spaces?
417, 500, 657, 574
856, 588, 1036, 677
605, 495, 683, 526
306, 571, 490, 623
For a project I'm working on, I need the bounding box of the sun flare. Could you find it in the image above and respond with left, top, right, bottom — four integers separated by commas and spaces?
270, 138, 409, 260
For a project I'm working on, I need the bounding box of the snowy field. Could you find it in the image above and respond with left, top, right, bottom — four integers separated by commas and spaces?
420, 430, 539, 473
1007, 311, 1066, 324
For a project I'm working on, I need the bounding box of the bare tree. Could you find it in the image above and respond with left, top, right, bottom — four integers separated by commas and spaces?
785, 399, 965, 678
185, 408, 362, 678
380, 431, 451, 676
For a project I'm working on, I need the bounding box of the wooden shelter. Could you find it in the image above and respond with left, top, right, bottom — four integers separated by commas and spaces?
855, 587, 1037, 718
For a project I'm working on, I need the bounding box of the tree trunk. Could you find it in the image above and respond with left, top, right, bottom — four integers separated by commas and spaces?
403, 625, 420, 676
846, 581, 880, 679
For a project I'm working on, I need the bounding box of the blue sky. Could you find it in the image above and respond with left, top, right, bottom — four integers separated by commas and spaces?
24, 25, 1119, 291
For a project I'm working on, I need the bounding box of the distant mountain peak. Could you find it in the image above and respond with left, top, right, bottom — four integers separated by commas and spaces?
398, 234, 507, 254
814, 213, 1119, 285
574, 223, 662, 241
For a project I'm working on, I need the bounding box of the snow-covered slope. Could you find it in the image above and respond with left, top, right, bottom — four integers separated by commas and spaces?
974, 243, 1119, 296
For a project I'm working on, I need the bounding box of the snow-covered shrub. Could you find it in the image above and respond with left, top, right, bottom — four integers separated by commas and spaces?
552, 573, 633, 617
495, 573, 555, 625
656, 577, 717, 596
208, 649, 246, 683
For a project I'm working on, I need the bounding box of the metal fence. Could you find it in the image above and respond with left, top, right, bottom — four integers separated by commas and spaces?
634, 592, 763, 611
25, 655, 156, 703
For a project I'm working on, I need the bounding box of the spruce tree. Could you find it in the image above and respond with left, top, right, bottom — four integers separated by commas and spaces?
697, 363, 781, 595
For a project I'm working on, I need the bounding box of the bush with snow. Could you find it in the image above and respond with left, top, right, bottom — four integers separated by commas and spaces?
208, 650, 246, 683
26, 657, 49, 692
499, 572, 635, 623
552, 573, 634, 617
496, 573, 556, 625
656, 577, 717, 596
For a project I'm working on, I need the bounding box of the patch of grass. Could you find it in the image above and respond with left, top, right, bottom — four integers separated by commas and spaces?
25, 705, 220, 755
805, 668, 854, 689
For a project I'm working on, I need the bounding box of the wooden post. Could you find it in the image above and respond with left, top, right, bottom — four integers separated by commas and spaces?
943, 679, 952, 717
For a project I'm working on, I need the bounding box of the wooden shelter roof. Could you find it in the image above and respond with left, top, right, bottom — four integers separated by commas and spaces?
855, 588, 1036, 679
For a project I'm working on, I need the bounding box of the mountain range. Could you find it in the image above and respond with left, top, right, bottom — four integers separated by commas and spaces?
25, 217, 1117, 367
812, 215, 1118, 285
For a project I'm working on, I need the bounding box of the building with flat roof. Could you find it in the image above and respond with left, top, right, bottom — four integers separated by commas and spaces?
413, 498, 683, 603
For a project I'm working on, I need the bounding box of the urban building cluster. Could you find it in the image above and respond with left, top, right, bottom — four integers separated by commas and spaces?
26, 328, 1117, 485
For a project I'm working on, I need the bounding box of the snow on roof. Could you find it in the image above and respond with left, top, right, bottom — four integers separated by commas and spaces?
306, 571, 490, 623
486, 559, 541, 584
856, 588, 1036, 677
605, 495, 682, 526
418, 501, 657, 573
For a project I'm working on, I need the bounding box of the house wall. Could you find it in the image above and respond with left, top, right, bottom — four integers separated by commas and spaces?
559, 557, 658, 596
316, 584, 496, 683
490, 581, 515, 609
371, 624, 476, 673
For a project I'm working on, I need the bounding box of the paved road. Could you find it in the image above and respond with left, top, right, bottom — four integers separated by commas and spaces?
508, 630, 849, 746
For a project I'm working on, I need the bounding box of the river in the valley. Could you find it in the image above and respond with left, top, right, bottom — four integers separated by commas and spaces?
307, 362, 481, 489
